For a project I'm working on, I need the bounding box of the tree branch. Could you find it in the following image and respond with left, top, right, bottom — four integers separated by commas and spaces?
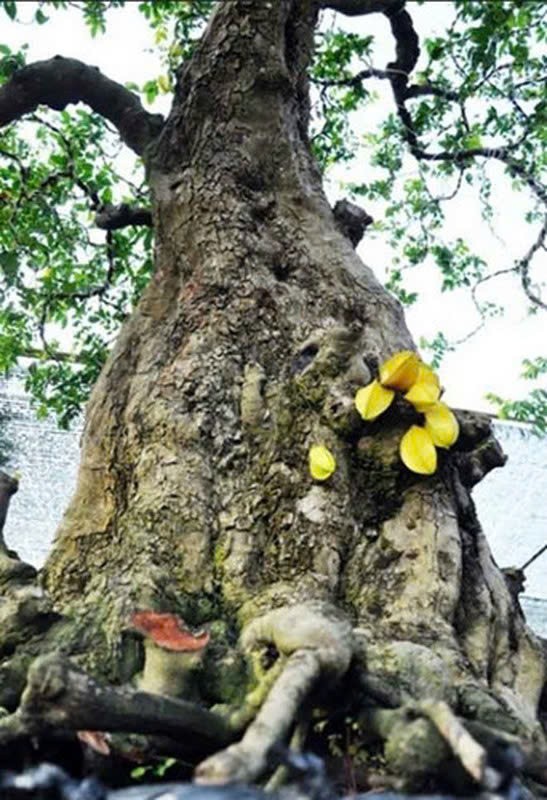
0, 57, 164, 157
470, 215, 547, 317
377, 4, 547, 213
319, 0, 404, 16
518, 214, 547, 311
385, 2, 420, 84
405, 83, 459, 101
313, 67, 459, 104
95, 203, 153, 230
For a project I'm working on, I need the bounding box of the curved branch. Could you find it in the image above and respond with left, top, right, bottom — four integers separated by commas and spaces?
385, 2, 420, 85
377, 4, 547, 213
518, 214, 547, 311
0, 57, 164, 157
471, 216, 547, 313
319, 0, 404, 15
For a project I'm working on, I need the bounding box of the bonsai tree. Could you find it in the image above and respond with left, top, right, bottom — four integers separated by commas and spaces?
0, 0, 545, 792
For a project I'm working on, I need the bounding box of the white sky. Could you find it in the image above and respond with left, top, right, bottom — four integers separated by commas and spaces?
4, 1, 547, 414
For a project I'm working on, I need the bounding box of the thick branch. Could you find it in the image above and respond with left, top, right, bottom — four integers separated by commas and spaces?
405, 83, 459, 101
0, 653, 232, 760
319, 0, 404, 16
0, 57, 164, 157
95, 203, 153, 231
385, 2, 420, 85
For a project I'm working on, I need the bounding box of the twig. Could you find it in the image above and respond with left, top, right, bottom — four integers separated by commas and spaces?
521, 543, 547, 572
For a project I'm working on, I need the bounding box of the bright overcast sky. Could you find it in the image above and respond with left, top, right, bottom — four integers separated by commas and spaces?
4, 1, 547, 414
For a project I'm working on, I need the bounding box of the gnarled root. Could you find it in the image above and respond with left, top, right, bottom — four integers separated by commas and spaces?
0, 653, 232, 762
361, 700, 546, 792
195, 602, 354, 784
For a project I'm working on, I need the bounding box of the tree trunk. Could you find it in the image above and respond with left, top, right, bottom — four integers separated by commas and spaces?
1, 0, 545, 790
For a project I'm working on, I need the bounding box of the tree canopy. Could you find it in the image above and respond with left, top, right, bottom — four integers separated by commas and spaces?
0, 0, 545, 430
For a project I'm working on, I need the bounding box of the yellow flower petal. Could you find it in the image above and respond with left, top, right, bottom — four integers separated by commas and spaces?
309, 445, 336, 481
354, 380, 395, 421
400, 425, 437, 475
404, 380, 441, 412
379, 350, 420, 391
417, 363, 440, 389
424, 403, 459, 448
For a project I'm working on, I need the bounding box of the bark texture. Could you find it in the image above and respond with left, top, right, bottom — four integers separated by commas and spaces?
0, 0, 545, 791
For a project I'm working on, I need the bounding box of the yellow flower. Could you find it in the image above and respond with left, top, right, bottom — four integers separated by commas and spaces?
309, 445, 336, 481
404, 380, 440, 412
417, 363, 440, 389
424, 402, 459, 448
400, 425, 437, 475
379, 350, 420, 391
354, 380, 395, 421
354, 351, 458, 475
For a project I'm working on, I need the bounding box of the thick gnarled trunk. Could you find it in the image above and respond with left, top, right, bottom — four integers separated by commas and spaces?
0, 0, 545, 790
42, 0, 415, 660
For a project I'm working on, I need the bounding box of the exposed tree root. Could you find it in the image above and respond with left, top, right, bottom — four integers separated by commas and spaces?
0, 653, 232, 761
0, 590, 545, 791
195, 603, 354, 784
417, 700, 497, 789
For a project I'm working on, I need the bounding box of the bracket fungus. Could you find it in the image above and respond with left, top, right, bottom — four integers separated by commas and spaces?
130, 611, 210, 697
354, 351, 459, 475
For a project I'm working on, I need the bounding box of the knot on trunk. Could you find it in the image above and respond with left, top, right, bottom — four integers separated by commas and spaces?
333, 199, 373, 247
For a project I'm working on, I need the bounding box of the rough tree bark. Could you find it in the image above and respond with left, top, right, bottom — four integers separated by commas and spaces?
0, 0, 545, 793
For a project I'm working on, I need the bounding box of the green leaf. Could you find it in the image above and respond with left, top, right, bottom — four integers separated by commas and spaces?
0, 252, 19, 284
1, 1, 16, 20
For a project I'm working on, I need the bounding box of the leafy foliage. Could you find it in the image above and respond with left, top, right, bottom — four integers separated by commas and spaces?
0, 106, 154, 426
487, 357, 547, 435
313, 1, 545, 312
311, 0, 546, 429
0, 0, 545, 431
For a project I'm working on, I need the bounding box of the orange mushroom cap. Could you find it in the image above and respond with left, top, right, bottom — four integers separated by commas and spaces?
130, 610, 210, 652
